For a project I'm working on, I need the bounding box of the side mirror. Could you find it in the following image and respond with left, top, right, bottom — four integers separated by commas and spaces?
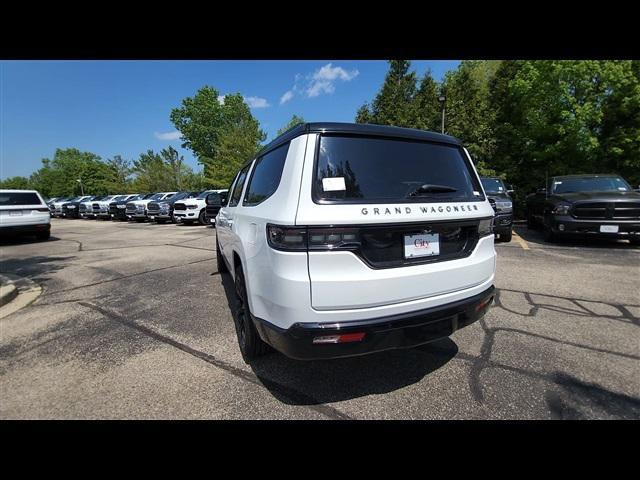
507, 185, 515, 194
206, 193, 222, 206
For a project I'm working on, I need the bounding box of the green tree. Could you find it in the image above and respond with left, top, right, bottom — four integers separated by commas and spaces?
277, 114, 305, 136
441, 60, 499, 164
414, 70, 441, 131
105, 155, 132, 193
170, 87, 265, 186
0, 176, 32, 189
28, 148, 113, 197
356, 60, 418, 128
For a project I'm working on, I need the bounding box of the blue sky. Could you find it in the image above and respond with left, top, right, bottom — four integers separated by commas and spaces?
0, 60, 459, 179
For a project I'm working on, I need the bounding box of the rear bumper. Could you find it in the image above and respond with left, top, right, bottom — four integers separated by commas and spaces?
549, 216, 640, 238
0, 223, 50, 235
254, 285, 495, 360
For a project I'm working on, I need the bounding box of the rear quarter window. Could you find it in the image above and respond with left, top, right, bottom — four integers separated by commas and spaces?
0, 192, 43, 206
244, 142, 289, 206
228, 164, 252, 207
314, 135, 483, 204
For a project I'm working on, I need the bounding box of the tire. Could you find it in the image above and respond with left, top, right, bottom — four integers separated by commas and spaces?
216, 236, 228, 273
36, 230, 51, 241
499, 230, 513, 243
543, 225, 556, 243
233, 267, 269, 362
198, 209, 207, 225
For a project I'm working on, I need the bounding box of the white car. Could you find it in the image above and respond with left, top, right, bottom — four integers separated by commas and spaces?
0, 189, 51, 240
173, 189, 224, 225
50, 196, 75, 217
91, 195, 122, 219
215, 122, 496, 362
126, 192, 177, 222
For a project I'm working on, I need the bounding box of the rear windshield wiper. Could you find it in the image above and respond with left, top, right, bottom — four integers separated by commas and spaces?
407, 184, 458, 197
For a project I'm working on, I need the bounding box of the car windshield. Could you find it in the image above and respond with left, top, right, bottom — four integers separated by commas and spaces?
196, 190, 212, 200
481, 178, 506, 194
314, 135, 483, 203
149, 193, 164, 200
553, 176, 631, 194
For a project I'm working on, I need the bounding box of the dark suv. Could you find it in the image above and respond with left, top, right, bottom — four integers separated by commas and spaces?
147, 191, 200, 223
525, 174, 640, 243
204, 190, 228, 226
480, 177, 514, 242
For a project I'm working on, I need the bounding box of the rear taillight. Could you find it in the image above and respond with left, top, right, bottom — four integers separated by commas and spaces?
308, 227, 360, 250
267, 224, 361, 252
266, 225, 307, 251
478, 218, 493, 237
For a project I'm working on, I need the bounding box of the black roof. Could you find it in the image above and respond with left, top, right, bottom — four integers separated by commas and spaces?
255, 122, 461, 160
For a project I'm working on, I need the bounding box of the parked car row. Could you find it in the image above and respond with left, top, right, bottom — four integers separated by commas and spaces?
45, 190, 228, 226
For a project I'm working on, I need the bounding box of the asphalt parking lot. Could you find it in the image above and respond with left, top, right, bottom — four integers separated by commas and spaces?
1, 218, 639, 419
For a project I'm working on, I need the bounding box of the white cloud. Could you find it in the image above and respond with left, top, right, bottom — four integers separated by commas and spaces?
245, 96, 270, 108
217, 95, 225, 104
312, 63, 359, 82
279, 63, 359, 104
280, 90, 294, 104
154, 131, 181, 141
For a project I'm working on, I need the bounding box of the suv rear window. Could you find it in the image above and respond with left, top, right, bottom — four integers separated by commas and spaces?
0, 192, 42, 206
314, 135, 483, 203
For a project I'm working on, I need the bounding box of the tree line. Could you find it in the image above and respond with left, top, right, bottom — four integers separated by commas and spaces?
356, 60, 640, 213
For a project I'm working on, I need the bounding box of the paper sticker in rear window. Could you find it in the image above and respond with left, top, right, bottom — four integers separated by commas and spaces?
322, 177, 346, 192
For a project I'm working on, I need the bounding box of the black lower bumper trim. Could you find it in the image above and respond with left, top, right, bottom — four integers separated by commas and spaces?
253, 285, 495, 360
1, 223, 51, 236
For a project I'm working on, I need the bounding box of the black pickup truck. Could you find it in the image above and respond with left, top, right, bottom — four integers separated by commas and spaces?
525, 174, 640, 244
109, 194, 148, 220
204, 190, 228, 226
480, 177, 514, 242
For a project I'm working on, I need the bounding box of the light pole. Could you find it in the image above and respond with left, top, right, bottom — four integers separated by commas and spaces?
77, 178, 84, 196
438, 94, 446, 134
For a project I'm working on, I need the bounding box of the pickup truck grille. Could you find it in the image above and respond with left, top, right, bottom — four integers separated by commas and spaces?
92, 203, 100, 212
572, 202, 640, 220
126, 203, 141, 213
147, 202, 160, 214
109, 204, 119, 214
79, 204, 88, 213
173, 203, 186, 211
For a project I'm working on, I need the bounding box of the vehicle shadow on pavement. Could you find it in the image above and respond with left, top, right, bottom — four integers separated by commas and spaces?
0, 236, 62, 247
249, 340, 458, 406
513, 225, 639, 249
545, 372, 640, 420
0, 254, 74, 284
219, 271, 458, 405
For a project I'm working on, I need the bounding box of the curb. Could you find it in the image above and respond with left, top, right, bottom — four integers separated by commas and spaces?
0, 274, 42, 319
0, 274, 18, 307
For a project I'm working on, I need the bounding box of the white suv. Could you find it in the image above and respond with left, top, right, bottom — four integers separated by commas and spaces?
215, 123, 496, 362
0, 190, 51, 240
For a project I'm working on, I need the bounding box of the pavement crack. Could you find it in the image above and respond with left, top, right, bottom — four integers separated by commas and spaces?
46, 258, 214, 296
79, 301, 352, 420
